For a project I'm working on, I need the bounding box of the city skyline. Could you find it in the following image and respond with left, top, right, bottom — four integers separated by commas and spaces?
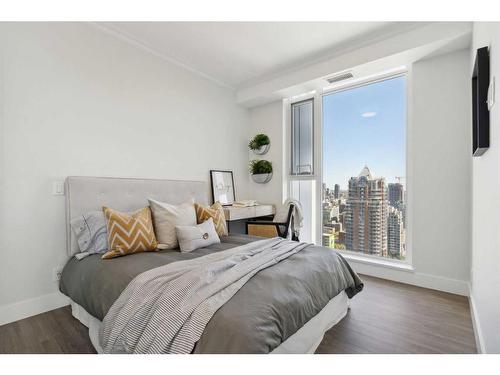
322, 165, 406, 260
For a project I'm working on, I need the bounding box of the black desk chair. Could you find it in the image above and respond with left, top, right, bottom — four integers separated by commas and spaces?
245, 204, 299, 241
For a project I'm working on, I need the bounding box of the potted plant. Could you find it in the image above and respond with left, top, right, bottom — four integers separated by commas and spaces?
248, 133, 270, 155
250, 159, 273, 184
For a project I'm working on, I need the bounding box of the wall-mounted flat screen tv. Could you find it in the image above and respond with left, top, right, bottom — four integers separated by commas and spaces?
472, 46, 490, 156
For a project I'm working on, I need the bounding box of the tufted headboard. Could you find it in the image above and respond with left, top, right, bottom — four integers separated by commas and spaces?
65, 176, 208, 256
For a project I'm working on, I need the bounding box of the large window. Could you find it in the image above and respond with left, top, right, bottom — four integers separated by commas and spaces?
322, 75, 407, 260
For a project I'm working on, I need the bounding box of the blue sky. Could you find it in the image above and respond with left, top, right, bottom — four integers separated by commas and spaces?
322, 76, 406, 190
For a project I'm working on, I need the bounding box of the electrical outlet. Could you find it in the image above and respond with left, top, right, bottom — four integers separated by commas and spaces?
53, 267, 63, 282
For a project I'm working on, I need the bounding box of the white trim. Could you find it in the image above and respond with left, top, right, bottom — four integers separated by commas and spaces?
88, 22, 235, 91
349, 260, 469, 296
288, 174, 316, 181
404, 65, 414, 266
283, 97, 292, 186
342, 253, 414, 272
468, 285, 485, 353
313, 91, 323, 246
0, 292, 69, 326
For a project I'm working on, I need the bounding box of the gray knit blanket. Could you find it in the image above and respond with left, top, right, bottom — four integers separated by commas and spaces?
99, 237, 309, 354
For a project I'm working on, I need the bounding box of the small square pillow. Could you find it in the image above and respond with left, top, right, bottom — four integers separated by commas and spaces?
175, 217, 221, 253
70, 211, 108, 255
148, 198, 197, 249
194, 202, 228, 236
102, 206, 158, 259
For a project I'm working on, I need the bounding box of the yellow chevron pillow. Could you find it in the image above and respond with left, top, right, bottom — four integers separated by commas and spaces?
102, 206, 158, 259
194, 202, 228, 237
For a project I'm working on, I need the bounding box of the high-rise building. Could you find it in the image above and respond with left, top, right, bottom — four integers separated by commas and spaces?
394, 201, 406, 228
388, 183, 404, 207
336, 230, 346, 248
334, 184, 340, 199
322, 234, 335, 247
387, 206, 404, 258
322, 227, 335, 248
322, 203, 332, 225
345, 166, 387, 256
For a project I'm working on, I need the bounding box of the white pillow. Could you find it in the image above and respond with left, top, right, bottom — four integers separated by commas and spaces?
70, 211, 108, 255
175, 218, 221, 253
148, 198, 197, 249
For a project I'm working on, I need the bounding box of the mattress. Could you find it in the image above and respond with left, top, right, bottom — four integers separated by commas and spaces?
60, 234, 363, 353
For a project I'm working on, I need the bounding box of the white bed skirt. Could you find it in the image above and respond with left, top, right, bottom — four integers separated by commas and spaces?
71, 302, 104, 353
70, 290, 349, 354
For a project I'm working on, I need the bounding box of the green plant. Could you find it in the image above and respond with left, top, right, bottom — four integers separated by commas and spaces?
249, 160, 273, 175
248, 133, 270, 150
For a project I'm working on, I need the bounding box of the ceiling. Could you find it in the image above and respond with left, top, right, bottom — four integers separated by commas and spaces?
97, 22, 411, 89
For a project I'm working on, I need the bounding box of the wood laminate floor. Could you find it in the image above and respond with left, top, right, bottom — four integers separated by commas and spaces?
0, 275, 477, 354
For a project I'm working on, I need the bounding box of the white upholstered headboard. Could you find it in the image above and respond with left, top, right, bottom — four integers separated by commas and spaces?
65, 176, 209, 256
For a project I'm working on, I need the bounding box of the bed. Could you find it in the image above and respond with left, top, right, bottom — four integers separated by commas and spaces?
59, 176, 363, 354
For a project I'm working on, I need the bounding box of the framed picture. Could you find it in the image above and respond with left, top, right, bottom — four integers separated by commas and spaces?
210, 170, 235, 206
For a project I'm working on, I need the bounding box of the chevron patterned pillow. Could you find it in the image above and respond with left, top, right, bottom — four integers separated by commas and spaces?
194, 202, 228, 237
101, 206, 158, 259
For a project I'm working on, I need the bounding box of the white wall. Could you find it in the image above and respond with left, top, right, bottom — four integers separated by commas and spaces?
248, 48, 472, 295
0, 23, 249, 324
470, 22, 500, 353
411, 49, 472, 285
247, 101, 284, 205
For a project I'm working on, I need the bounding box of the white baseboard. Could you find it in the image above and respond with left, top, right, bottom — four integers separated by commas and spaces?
0, 292, 70, 326
349, 260, 470, 296
468, 286, 485, 353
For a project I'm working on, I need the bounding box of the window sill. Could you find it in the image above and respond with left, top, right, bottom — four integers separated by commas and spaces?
341, 253, 414, 272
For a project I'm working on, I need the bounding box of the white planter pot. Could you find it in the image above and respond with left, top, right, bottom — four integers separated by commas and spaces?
251, 172, 273, 184
252, 143, 270, 155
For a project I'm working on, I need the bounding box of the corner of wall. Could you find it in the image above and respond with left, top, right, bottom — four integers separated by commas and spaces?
468, 283, 485, 353
469, 21, 500, 354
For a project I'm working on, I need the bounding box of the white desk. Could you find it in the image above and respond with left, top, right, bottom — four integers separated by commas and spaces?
223, 204, 275, 221
223, 205, 275, 234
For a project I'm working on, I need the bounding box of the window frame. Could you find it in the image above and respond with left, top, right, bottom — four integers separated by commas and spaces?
284, 92, 322, 244
290, 98, 315, 177
319, 69, 412, 266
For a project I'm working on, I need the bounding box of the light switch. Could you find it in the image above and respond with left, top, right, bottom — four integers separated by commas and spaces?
488, 76, 495, 111
52, 181, 65, 196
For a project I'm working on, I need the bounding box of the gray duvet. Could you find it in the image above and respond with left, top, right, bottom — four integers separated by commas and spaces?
60, 234, 363, 354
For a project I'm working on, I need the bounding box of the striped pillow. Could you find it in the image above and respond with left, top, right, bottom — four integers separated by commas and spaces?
194, 202, 228, 237
102, 206, 158, 259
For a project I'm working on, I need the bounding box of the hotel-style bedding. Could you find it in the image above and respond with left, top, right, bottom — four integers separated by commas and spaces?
60, 234, 363, 354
